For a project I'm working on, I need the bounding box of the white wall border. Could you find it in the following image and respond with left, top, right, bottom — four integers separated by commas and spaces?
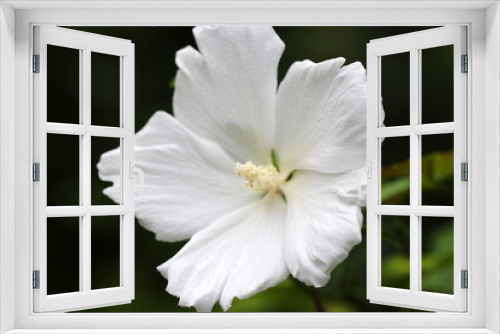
0, 1, 495, 333
485, 2, 500, 333
0, 2, 17, 334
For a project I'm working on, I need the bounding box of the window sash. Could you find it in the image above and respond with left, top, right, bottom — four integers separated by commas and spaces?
32, 26, 136, 313
366, 26, 468, 312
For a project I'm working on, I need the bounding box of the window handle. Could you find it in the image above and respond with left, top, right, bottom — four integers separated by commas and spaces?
357, 161, 371, 195
129, 161, 144, 195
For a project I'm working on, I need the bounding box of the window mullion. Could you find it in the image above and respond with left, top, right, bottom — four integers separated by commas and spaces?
121, 51, 135, 292
416, 48, 423, 293
82, 48, 92, 294
79, 48, 84, 293
82, 215, 91, 293
409, 48, 420, 294
365, 47, 379, 299
453, 27, 468, 310
119, 56, 125, 287
33, 29, 49, 307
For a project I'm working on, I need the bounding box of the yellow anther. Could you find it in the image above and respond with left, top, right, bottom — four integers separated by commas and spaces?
236, 162, 282, 195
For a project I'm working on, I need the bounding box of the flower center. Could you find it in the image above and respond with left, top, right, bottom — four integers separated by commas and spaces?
236, 162, 282, 195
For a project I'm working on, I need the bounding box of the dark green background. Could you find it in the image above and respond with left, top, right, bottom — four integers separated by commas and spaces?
45, 26, 455, 312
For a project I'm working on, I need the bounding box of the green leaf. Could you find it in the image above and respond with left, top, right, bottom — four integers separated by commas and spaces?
381, 177, 410, 203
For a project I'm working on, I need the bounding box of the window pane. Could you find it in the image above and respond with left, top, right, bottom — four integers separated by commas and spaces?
91, 137, 121, 205
91, 215, 121, 290
47, 45, 80, 124
421, 216, 454, 294
421, 45, 454, 124
381, 136, 410, 205
381, 215, 410, 290
421, 133, 454, 206
47, 217, 80, 295
381, 52, 410, 127
91, 52, 120, 127
47, 134, 80, 206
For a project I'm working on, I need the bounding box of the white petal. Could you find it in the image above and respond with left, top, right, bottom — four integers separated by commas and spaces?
158, 195, 289, 312
97, 111, 258, 242
174, 26, 285, 165
282, 170, 363, 287
331, 168, 367, 207
274, 59, 367, 175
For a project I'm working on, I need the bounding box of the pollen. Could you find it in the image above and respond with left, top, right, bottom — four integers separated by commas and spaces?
236, 162, 282, 195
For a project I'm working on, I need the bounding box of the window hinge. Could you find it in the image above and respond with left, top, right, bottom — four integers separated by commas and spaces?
461, 270, 468, 289
33, 270, 40, 289
33, 54, 40, 73
33, 163, 40, 182
461, 162, 468, 181
461, 54, 468, 73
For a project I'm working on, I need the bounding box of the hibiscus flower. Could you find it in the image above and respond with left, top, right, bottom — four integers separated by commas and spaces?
98, 26, 367, 312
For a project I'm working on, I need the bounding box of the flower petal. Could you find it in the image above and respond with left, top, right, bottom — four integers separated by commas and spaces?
97, 111, 258, 242
158, 195, 289, 312
274, 59, 367, 175
174, 26, 285, 165
282, 170, 363, 287
330, 168, 367, 207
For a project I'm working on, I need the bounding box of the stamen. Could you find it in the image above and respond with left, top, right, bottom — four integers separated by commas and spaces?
236, 162, 281, 195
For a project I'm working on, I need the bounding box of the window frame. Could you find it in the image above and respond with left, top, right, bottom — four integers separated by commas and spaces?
0, 1, 498, 333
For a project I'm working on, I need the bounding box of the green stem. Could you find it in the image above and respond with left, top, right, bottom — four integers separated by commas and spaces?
307, 286, 326, 312
292, 278, 326, 312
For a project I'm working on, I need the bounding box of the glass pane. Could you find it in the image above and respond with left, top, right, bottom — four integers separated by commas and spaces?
91, 137, 121, 205
421, 216, 454, 294
47, 134, 80, 206
47, 217, 80, 294
381, 52, 410, 127
47, 45, 80, 124
91, 215, 121, 290
91, 52, 120, 127
381, 215, 410, 290
381, 136, 410, 205
421, 45, 454, 124
421, 133, 454, 206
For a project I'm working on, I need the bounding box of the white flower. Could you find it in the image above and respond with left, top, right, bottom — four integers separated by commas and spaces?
98, 26, 367, 312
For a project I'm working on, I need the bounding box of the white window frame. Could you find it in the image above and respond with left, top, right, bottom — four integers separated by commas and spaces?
0, 1, 499, 333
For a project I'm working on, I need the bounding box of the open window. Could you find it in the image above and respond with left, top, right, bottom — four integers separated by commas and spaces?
31, 24, 468, 315
33, 26, 137, 312
366, 26, 467, 312
2, 0, 496, 330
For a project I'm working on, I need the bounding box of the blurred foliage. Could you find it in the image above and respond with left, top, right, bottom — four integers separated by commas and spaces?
382, 151, 454, 204
380, 151, 455, 294
43, 26, 454, 313
421, 221, 454, 294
